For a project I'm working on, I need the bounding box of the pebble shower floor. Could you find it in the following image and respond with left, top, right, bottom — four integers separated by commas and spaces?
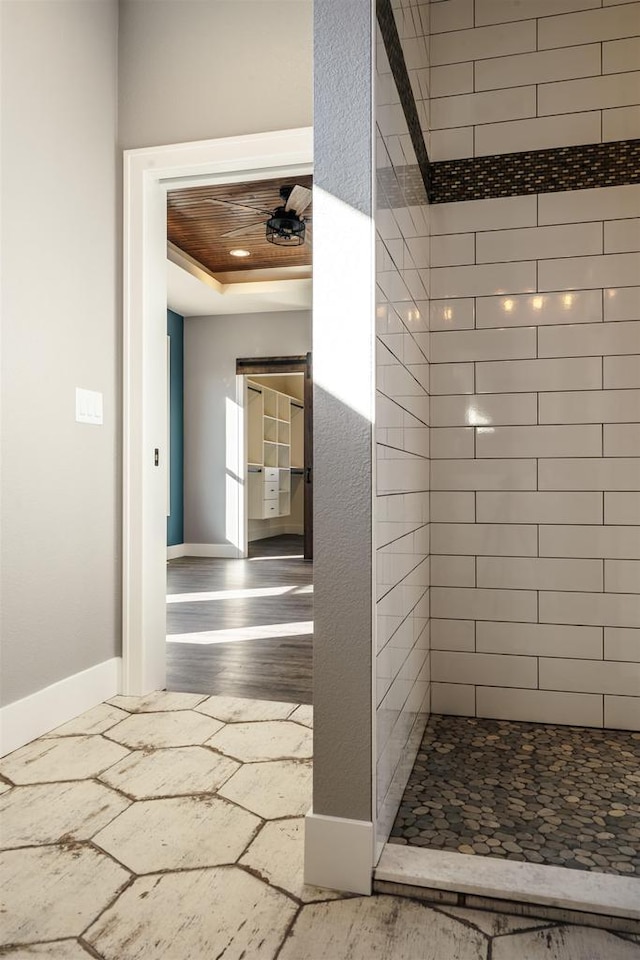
390, 715, 640, 877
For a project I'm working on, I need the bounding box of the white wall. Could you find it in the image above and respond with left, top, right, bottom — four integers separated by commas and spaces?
0, 0, 313, 712
429, 185, 640, 730
428, 0, 640, 160
427, 0, 640, 731
118, 0, 313, 149
183, 311, 311, 548
0, 0, 119, 705
375, 11, 431, 852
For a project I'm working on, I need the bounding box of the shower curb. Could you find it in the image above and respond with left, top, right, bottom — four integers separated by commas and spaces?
374, 844, 640, 935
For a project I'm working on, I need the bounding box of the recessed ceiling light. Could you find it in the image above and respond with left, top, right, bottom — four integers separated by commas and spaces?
229, 248, 251, 258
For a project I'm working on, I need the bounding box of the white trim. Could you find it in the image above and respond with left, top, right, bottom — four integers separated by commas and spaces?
374, 844, 640, 921
167, 533, 304, 558
181, 543, 243, 558
167, 544, 186, 560
370, 0, 380, 880
123, 128, 313, 695
248, 523, 305, 542
304, 811, 374, 895
0, 658, 121, 757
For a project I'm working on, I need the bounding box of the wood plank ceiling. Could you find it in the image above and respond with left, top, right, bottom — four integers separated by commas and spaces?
167, 175, 312, 280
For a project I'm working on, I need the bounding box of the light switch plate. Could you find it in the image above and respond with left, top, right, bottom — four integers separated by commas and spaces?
76, 387, 103, 425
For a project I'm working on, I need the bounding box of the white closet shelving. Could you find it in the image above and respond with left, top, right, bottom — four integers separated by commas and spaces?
247, 380, 300, 520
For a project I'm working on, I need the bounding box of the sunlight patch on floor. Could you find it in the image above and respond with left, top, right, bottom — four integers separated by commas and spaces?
167, 621, 314, 644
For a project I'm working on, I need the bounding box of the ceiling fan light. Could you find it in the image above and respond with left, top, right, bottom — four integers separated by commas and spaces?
266, 212, 305, 246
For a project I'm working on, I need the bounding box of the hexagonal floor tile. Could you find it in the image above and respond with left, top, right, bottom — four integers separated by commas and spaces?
1, 846, 129, 945
218, 759, 312, 819
85, 867, 297, 960
289, 704, 313, 727
99, 745, 238, 799
2, 942, 94, 958
207, 720, 312, 762
93, 795, 260, 873
492, 925, 640, 960
195, 695, 296, 723
105, 710, 223, 749
0, 736, 130, 785
240, 817, 343, 902
0, 780, 130, 849
109, 691, 207, 713
437, 907, 552, 938
43, 703, 129, 737
277, 896, 488, 960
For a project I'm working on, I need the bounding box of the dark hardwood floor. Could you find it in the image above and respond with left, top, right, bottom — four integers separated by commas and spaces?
166, 535, 313, 703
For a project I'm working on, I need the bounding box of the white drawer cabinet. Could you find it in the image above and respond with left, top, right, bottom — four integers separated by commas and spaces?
247, 380, 299, 521
248, 469, 291, 519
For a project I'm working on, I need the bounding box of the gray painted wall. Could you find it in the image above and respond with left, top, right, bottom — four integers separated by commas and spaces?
183, 311, 311, 546
0, 0, 313, 709
312, 0, 375, 823
118, 0, 313, 149
1, 0, 119, 704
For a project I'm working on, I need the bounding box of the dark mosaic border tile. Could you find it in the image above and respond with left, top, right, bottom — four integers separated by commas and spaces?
377, 141, 640, 207
376, 0, 433, 201
377, 0, 639, 206
430, 140, 640, 204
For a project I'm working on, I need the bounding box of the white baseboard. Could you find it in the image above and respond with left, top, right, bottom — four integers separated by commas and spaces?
182, 543, 242, 558
248, 523, 304, 542
167, 543, 186, 560
248, 528, 284, 542
0, 657, 122, 757
169, 534, 303, 557
305, 810, 374, 895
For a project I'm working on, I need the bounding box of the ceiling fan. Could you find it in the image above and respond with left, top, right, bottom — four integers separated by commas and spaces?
205, 184, 312, 247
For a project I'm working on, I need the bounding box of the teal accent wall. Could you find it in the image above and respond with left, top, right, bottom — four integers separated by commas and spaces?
167, 309, 184, 546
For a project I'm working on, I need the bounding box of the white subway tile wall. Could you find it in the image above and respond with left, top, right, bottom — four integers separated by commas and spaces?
428, 183, 640, 728
425, 0, 640, 158
375, 15, 431, 851
375, 1, 639, 836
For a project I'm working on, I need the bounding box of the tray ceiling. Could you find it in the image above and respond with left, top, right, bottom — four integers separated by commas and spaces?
167, 175, 312, 281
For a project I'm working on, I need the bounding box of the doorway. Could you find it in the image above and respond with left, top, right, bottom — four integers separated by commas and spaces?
165, 355, 314, 704
237, 354, 313, 562
121, 129, 313, 697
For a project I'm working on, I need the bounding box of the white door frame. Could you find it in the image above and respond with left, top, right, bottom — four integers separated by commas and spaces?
122, 128, 313, 695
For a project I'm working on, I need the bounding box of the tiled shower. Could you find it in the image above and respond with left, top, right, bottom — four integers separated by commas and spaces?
375, 0, 640, 857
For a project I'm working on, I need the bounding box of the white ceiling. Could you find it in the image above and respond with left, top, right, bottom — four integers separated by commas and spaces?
167, 259, 312, 318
